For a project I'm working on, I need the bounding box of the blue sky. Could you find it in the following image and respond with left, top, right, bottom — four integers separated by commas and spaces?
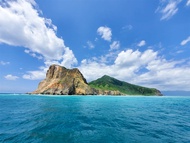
0, 0, 190, 93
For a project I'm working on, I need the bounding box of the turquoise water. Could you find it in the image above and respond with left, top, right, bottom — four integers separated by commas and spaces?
0, 94, 190, 143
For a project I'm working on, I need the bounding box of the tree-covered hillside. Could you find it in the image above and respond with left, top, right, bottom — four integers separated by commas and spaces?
89, 75, 162, 96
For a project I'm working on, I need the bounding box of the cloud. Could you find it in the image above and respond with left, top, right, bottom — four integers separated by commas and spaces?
0, 0, 77, 66
97, 26, 112, 41
176, 50, 184, 54
22, 47, 77, 80
79, 49, 158, 82
87, 41, 95, 49
78, 48, 190, 91
156, 0, 181, 20
22, 68, 46, 80
22, 60, 58, 80
0, 61, 10, 65
24, 49, 43, 59
137, 40, 146, 47
110, 41, 120, 51
137, 59, 190, 90
114, 49, 157, 70
60, 47, 78, 68
187, 0, 190, 6
4, 74, 19, 80
0, 0, 78, 80
181, 36, 190, 46
122, 25, 133, 31
22, 60, 60, 80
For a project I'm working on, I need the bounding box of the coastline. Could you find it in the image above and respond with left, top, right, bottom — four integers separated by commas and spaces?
1, 93, 190, 97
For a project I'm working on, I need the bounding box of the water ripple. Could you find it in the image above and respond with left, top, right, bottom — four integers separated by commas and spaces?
0, 95, 190, 143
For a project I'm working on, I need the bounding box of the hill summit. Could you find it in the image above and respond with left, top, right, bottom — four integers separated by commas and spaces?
89, 75, 162, 95
31, 65, 162, 96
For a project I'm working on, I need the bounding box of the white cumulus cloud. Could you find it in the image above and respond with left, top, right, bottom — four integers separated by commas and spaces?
60, 47, 78, 68
79, 49, 159, 82
181, 36, 190, 46
114, 49, 157, 70
22, 68, 46, 80
5, 74, 19, 80
137, 40, 146, 47
0, 0, 78, 80
0, 0, 77, 63
97, 26, 112, 41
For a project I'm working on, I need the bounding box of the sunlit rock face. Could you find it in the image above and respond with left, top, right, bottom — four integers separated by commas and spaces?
32, 64, 95, 95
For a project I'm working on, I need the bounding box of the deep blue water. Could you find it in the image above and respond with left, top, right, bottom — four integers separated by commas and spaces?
0, 94, 190, 143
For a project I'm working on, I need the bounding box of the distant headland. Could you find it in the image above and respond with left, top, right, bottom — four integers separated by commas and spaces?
30, 64, 162, 96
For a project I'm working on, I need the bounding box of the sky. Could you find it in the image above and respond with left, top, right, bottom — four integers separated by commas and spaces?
0, 0, 190, 93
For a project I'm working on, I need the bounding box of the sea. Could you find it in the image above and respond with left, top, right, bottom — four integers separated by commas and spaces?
0, 94, 190, 143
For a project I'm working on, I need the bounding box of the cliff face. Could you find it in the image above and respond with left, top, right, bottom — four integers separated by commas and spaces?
32, 65, 94, 95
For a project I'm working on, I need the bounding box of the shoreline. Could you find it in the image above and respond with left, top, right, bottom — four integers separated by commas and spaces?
1, 93, 190, 97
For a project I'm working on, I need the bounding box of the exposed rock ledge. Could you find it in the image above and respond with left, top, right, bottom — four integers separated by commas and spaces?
31, 64, 123, 95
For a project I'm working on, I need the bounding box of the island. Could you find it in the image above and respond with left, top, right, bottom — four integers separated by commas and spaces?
31, 64, 162, 96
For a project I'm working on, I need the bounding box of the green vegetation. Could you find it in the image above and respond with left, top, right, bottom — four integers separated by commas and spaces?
89, 75, 161, 95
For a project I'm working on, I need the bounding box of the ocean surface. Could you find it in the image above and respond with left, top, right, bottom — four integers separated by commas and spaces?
0, 94, 190, 143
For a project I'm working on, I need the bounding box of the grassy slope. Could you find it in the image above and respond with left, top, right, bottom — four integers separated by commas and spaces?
89, 75, 160, 95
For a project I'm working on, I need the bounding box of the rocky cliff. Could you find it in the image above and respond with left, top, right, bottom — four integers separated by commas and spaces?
32, 64, 95, 95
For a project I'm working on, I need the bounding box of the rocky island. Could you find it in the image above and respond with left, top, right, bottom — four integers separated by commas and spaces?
31, 64, 162, 96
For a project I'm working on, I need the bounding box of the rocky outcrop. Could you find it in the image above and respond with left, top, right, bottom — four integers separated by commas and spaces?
32, 65, 123, 95
32, 64, 96, 95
